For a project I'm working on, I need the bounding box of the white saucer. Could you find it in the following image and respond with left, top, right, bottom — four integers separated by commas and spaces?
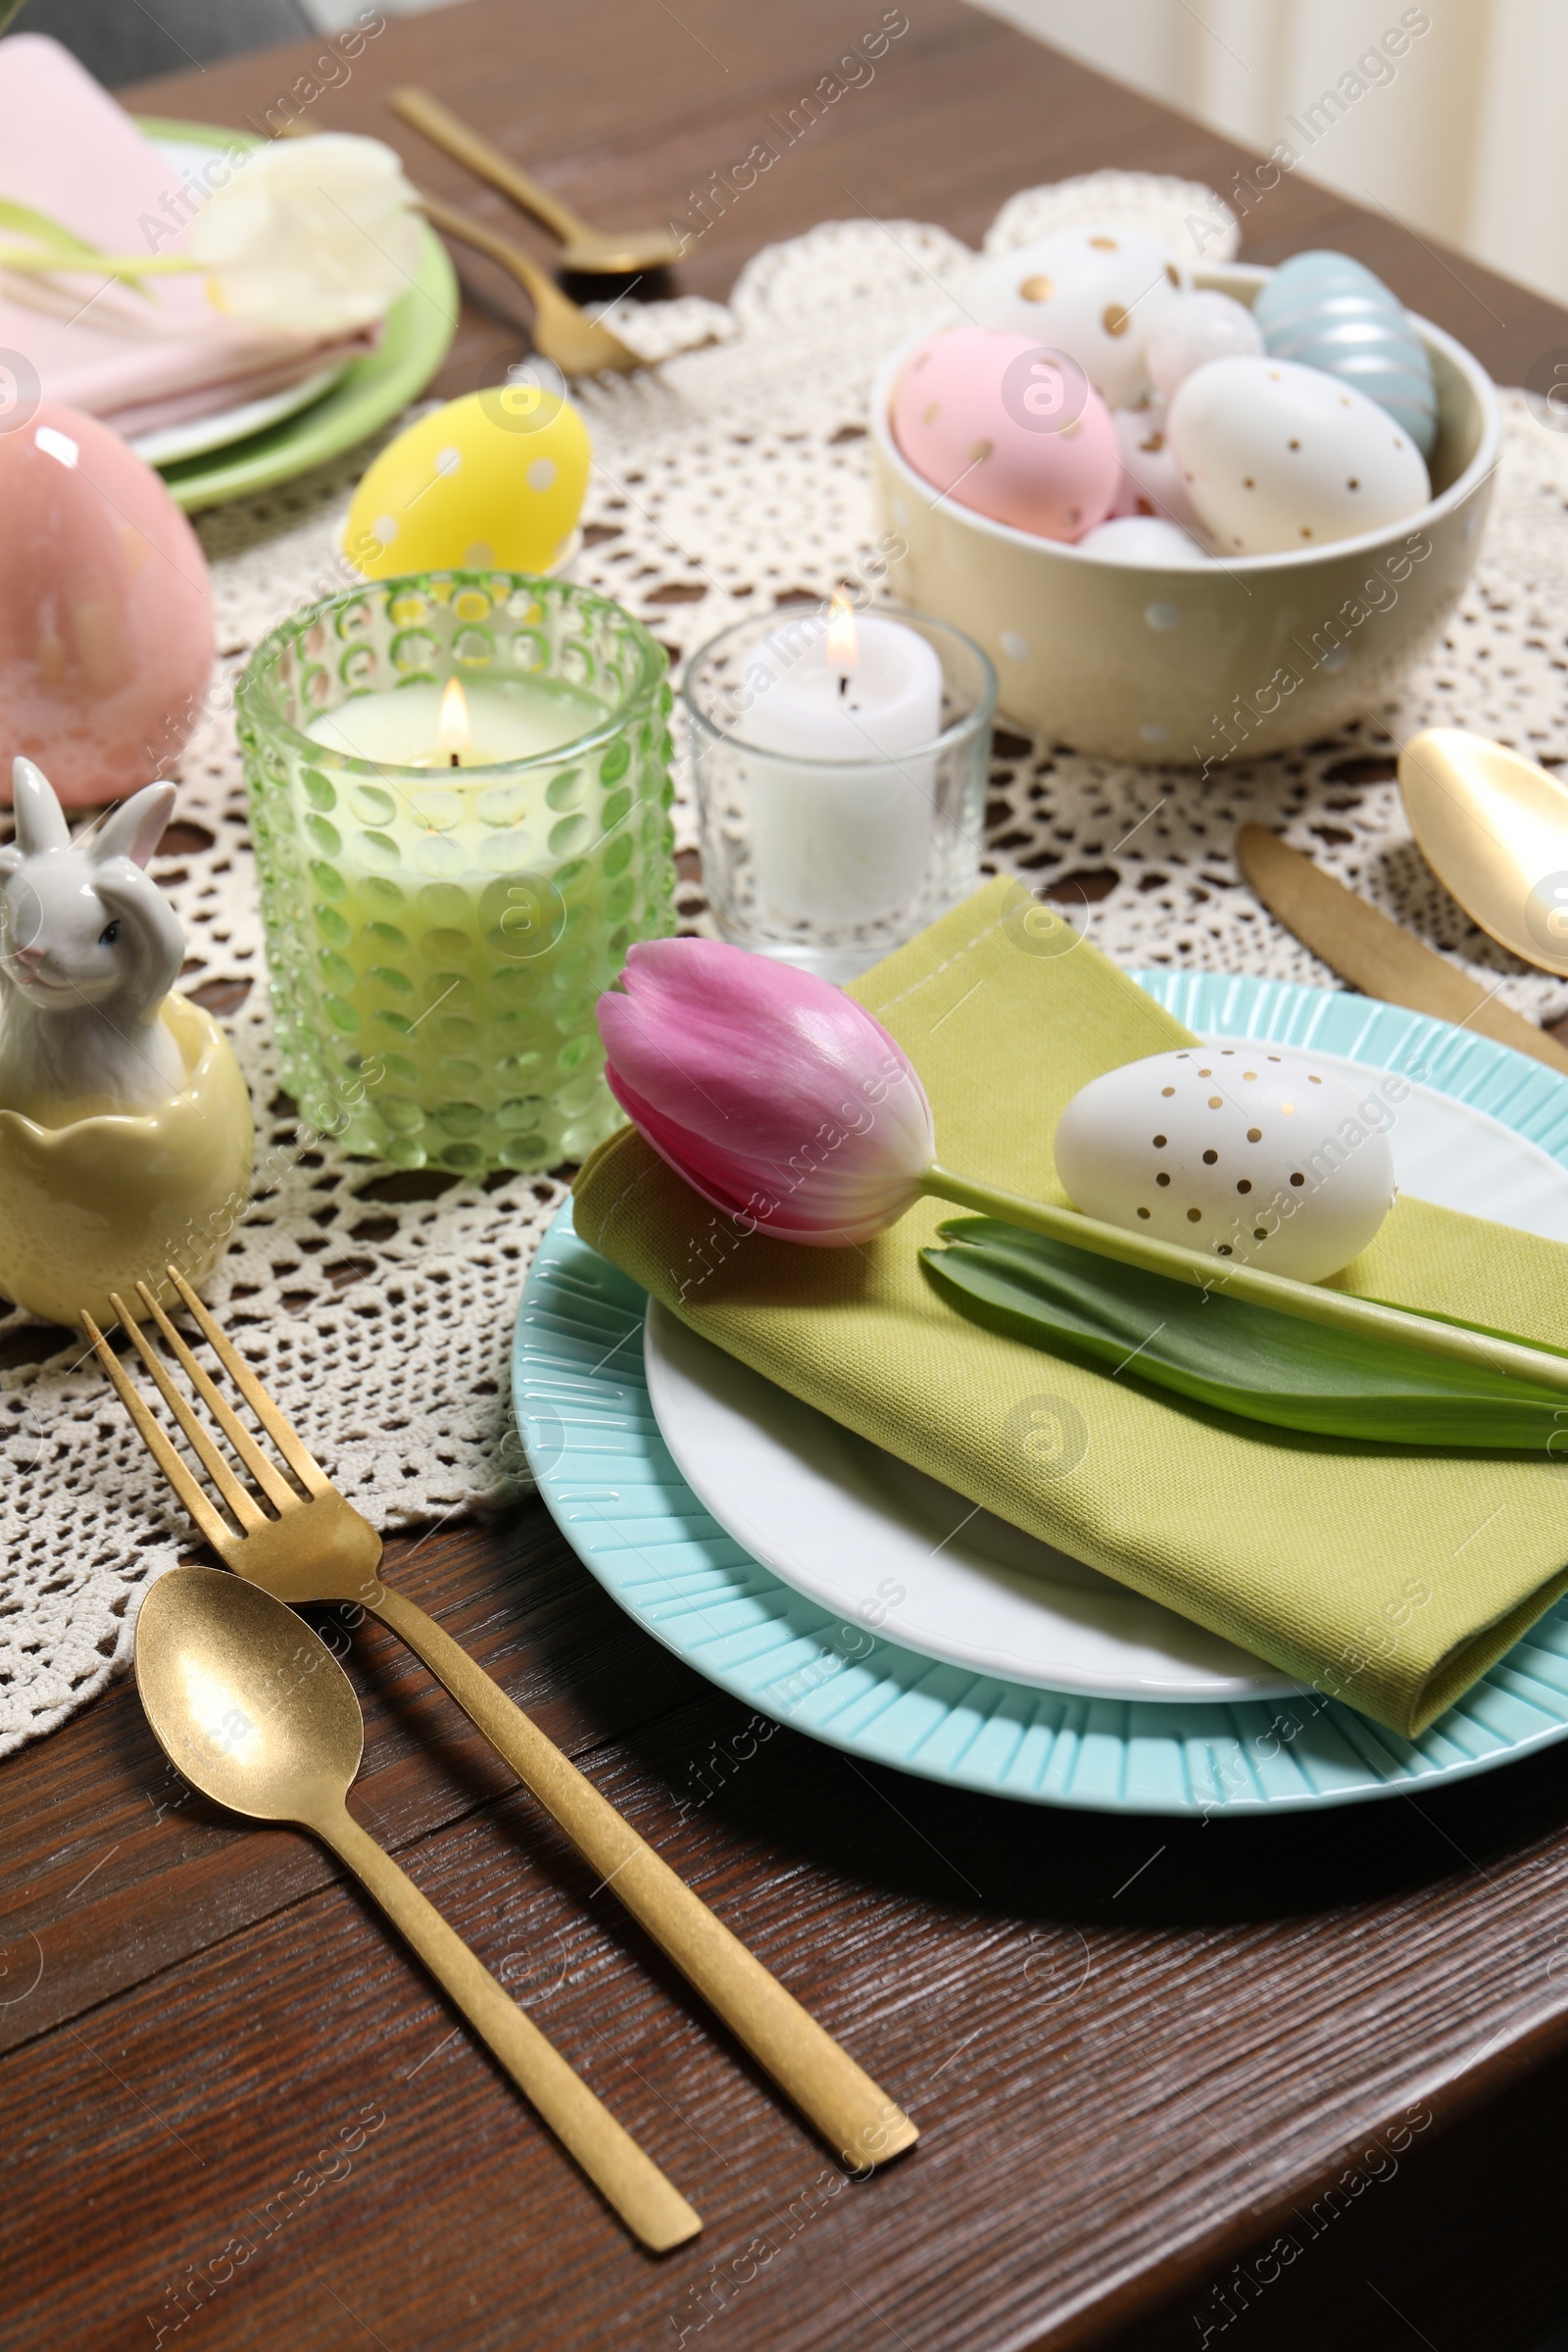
642, 1041, 1568, 1702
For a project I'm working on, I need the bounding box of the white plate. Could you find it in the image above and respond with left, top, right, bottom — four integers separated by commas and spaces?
643, 1041, 1568, 1701
120, 131, 353, 467
126, 360, 351, 466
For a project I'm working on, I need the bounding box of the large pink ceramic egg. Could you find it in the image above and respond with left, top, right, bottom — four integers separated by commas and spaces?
0, 404, 213, 807
892, 326, 1118, 541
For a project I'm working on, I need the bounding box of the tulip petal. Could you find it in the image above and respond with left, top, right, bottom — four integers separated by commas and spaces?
598, 939, 936, 1248
600, 940, 934, 1160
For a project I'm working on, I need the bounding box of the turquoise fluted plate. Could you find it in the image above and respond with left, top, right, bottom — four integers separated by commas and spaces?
514, 974, 1568, 1814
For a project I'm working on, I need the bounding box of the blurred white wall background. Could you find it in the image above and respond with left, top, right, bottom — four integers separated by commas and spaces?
973, 0, 1568, 309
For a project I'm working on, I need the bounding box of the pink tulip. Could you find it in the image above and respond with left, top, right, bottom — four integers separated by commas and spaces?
596, 939, 936, 1246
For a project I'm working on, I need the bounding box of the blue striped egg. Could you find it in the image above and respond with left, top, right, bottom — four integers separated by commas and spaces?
1252, 250, 1438, 457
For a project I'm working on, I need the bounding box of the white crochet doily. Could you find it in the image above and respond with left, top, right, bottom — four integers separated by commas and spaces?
6, 171, 1568, 1757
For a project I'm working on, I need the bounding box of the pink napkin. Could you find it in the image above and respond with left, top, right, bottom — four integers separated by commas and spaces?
0, 36, 376, 437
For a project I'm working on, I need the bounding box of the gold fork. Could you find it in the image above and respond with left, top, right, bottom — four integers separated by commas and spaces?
415, 190, 643, 379
85, 1267, 917, 2176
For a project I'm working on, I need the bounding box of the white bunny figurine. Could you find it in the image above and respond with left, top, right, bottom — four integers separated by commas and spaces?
0, 755, 185, 1123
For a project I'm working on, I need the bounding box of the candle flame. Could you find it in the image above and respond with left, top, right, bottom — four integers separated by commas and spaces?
438, 676, 470, 763
825, 589, 858, 676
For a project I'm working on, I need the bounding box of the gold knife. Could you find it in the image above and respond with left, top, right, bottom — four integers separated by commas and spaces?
1236, 824, 1568, 1078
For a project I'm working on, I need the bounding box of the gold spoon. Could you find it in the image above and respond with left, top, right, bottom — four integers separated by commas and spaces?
134, 1565, 700, 2252
415, 188, 642, 377
390, 86, 683, 274
1398, 726, 1568, 977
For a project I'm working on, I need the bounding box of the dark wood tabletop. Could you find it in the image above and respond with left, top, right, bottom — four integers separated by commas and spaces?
8, 6, 1568, 2348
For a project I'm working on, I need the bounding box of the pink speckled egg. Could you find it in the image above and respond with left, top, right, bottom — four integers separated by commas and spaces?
1107, 400, 1205, 537
891, 326, 1119, 542
0, 404, 213, 807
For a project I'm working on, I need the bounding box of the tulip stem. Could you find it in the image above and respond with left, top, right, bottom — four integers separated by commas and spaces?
0, 249, 194, 274
916, 1164, 1568, 1399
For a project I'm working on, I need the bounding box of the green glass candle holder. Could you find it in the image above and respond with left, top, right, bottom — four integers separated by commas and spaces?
235, 571, 675, 1174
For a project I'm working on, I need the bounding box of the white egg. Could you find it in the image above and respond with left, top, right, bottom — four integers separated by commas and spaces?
1054, 1045, 1397, 1283
1146, 289, 1263, 400
1108, 399, 1205, 536
1168, 356, 1430, 555
970, 224, 1187, 409
1077, 514, 1209, 564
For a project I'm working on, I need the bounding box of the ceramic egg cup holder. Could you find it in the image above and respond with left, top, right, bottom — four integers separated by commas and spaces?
0, 760, 253, 1330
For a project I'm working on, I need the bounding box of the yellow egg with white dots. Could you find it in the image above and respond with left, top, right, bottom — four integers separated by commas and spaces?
342, 385, 590, 577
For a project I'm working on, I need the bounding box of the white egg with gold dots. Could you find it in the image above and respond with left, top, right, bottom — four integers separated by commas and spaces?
1167, 355, 1430, 557
1054, 1046, 1397, 1283
969, 223, 1188, 410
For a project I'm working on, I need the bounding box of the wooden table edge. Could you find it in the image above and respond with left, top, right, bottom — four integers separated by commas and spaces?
1033, 1997, 1568, 2349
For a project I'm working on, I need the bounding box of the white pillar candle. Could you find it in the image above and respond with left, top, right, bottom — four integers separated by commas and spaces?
736, 604, 943, 928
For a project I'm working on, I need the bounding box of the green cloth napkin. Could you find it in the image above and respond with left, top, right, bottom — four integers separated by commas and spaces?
573, 878, 1568, 1737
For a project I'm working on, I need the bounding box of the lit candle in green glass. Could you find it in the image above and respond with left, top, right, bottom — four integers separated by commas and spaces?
237, 573, 675, 1177
300, 677, 628, 1170
308, 674, 606, 768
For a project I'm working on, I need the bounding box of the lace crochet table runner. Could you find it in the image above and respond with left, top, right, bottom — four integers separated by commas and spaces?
7, 172, 1568, 1757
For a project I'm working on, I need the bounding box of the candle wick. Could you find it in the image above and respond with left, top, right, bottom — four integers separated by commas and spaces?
449, 751, 461, 767
836, 673, 848, 699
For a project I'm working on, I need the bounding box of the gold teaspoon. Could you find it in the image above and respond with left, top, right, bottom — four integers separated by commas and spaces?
134, 1567, 700, 2252
1398, 726, 1568, 977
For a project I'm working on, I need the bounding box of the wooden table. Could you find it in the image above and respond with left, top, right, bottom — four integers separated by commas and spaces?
8, 7, 1568, 2347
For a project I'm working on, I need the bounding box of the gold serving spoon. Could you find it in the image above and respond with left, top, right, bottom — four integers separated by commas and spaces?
390, 86, 683, 274
1398, 727, 1568, 977
414, 188, 642, 377
134, 1564, 700, 2250
85, 1269, 916, 2178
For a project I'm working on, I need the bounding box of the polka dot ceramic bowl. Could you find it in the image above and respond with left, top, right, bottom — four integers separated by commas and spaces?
870, 262, 1498, 766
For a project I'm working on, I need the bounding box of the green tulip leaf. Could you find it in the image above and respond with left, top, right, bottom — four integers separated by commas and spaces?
921, 1217, 1568, 1450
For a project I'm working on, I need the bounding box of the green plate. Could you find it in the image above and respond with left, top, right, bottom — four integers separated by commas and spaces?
134, 116, 460, 511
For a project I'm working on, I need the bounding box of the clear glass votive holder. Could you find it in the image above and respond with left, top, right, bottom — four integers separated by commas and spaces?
235, 571, 675, 1174
682, 605, 997, 981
